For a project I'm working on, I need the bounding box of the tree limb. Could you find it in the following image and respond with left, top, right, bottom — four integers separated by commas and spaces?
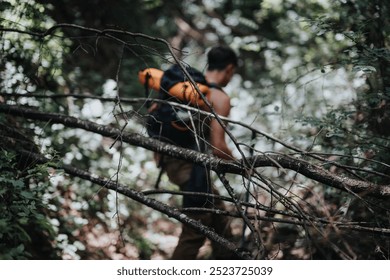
1, 141, 251, 260
1, 104, 389, 198
5, 92, 389, 181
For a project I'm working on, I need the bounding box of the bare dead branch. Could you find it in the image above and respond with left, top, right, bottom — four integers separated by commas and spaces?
2, 142, 251, 260
182, 207, 390, 236
1, 103, 389, 198
5, 92, 389, 181
143, 188, 303, 219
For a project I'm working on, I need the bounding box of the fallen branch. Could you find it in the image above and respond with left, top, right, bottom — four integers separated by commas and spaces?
4, 143, 251, 260
4, 92, 389, 180
1, 104, 389, 198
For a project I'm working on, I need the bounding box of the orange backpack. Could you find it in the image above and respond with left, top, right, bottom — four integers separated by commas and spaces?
138, 66, 210, 110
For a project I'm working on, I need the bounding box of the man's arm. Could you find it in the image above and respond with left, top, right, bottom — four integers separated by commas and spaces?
207, 89, 234, 160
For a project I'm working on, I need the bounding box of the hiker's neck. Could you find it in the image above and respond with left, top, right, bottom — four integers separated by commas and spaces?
205, 70, 226, 87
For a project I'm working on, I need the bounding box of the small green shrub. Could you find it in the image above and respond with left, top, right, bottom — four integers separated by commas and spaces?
0, 149, 59, 259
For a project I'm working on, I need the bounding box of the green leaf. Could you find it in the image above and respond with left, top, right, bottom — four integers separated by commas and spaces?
0, 219, 8, 231
20, 191, 35, 200
15, 244, 25, 254
0, 188, 7, 196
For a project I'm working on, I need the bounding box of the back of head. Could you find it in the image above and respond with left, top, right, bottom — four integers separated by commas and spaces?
207, 46, 238, 71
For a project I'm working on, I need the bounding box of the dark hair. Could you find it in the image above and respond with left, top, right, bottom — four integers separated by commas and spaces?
207, 46, 238, 71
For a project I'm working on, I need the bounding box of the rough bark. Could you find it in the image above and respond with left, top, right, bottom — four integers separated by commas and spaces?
0, 104, 390, 198
1, 103, 389, 198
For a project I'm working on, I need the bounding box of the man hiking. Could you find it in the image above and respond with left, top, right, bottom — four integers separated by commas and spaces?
151, 46, 238, 259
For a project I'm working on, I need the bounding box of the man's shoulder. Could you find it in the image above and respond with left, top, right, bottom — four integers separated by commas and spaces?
208, 86, 229, 101
207, 87, 231, 113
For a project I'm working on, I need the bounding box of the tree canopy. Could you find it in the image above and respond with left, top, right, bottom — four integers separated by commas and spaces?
0, 0, 389, 260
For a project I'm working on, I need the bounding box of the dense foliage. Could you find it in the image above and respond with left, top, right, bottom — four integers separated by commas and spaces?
1, 0, 389, 259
